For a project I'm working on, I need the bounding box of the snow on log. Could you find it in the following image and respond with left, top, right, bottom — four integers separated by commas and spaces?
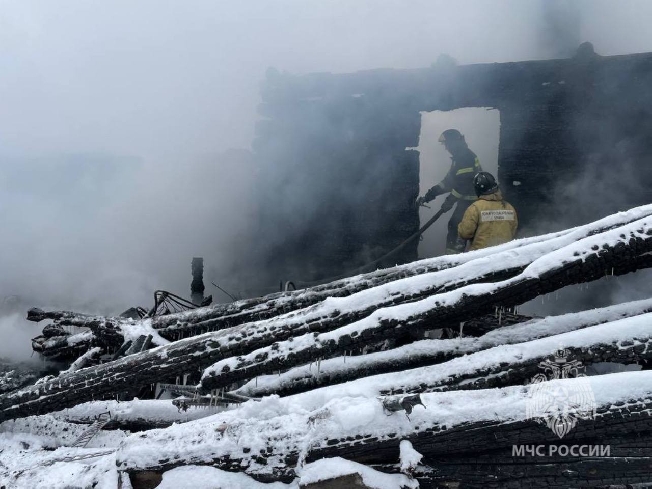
115, 371, 652, 485
234, 312, 652, 403
374, 313, 651, 396
201, 217, 652, 390
31, 329, 95, 361
236, 298, 652, 397
59, 399, 223, 432
146, 218, 585, 333
4, 213, 652, 422
29, 314, 169, 362
60, 347, 104, 374
116, 203, 652, 344
29, 204, 652, 361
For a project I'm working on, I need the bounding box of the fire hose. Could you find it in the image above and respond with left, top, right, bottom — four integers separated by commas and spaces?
293, 195, 456, 287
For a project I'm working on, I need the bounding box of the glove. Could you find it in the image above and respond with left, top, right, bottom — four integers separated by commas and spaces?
415, 196, 427, 207
453, 236, 468, 253
440, 193, 457, 212
423, 186, 444, 202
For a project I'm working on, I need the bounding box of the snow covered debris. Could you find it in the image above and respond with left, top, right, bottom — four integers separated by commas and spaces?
158, 465, 296, 488
115, 371, 652, 477
0, 446, 119, 489
300, 457, 418, 489
7, 205, 652, 487
1, 413, 126, 449
120, 317, 170, 346
399, 440, 423, 474
61, 398, 220, 425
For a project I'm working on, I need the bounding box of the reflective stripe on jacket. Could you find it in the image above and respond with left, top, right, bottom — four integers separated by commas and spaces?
424, 149, 481, 201
457, 190, 518, 250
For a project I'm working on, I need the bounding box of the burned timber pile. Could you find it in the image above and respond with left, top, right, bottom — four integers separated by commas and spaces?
2, 205, 652, 488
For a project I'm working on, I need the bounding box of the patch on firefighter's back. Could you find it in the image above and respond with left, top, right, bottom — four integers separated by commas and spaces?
480, 210, 515, 222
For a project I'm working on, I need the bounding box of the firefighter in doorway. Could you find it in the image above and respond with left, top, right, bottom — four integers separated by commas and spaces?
458, 171, 518, 251
415, 129, 482, 254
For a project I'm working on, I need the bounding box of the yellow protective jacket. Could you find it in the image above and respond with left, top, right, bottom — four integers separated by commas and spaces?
457, 190, 518, 251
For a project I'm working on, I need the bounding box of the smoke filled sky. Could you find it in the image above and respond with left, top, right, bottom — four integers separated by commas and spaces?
1, 0, 652, 327
3, 0, 652, 158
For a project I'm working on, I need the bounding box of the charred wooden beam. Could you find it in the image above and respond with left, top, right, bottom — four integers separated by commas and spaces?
60, 347, 104, 374
27, 308, 94, 324
28, 313, 124, 349
28, 207, 652, 363
5, 219, 652, 422
65, 414, 201, 432
312, 407, 652, 485
414, 455, 652, 488
209, 317, 652, 394
201, 236, 652, 391
115, 375, 652, 486
283, 314, 650, 413
380, 335, 652, 396
147, 207, 652, 337
31, 330, 95, 361
236, 299, 652, 397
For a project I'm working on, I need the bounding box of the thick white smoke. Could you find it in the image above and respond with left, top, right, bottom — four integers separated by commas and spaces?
1, 0, 652, 357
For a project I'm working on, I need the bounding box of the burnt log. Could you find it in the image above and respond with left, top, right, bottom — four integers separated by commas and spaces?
65, 414, 207, 433
29, 205, 652, 361
28, 312, 126, 349
236, 298, 652, 397
201, 225, 652, 391
27, 308, 93, 323
57, 398, 222, 433
27, 308, 124, 347
209, 311, 652, 393
124, 335, 151, 356
5, 217, 652, 422
41, 323, 67, 338
112, 340, 133, 360
377, 325, 652, 396
115, 373, 652, 487
61, 347, 104, 374
31, 330, 95, 361
139, 207, 652, 342
413, 456, 652, 488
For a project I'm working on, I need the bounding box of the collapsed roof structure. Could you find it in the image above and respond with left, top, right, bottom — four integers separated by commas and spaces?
2, 45, 652, 488
2, 203, 652, 488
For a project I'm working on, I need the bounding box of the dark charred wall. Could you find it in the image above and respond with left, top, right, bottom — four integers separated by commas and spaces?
251, 46, 652, 288
494, 47, 652, 233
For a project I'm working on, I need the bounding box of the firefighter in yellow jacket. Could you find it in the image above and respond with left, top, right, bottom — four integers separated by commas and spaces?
458, 172, 518, 251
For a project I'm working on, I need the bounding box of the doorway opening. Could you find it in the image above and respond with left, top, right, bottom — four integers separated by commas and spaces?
416, 107, 501, 258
